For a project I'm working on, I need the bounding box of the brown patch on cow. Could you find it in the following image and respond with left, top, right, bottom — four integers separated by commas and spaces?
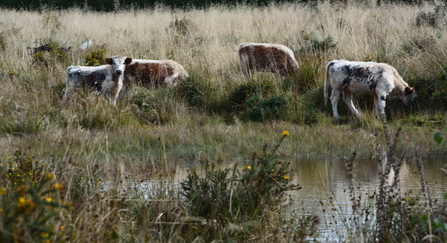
240, 45, 290, 76
126, 62, 175, 87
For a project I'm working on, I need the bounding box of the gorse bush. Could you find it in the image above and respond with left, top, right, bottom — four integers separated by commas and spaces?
84, 48, 106, 66
181, 131, 301, 241
31, 40, 70, 67
0, 150, 69, 243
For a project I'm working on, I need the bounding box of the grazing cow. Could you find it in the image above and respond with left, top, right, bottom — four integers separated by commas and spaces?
324, 60, 417, 119
63, 56, 132, 105
124, 59, 188, 88
238, 42, 299, 79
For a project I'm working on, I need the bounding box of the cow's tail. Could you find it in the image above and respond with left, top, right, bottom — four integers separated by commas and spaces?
324, 61, 336, 106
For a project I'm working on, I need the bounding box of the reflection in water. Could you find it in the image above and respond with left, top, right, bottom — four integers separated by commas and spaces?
287, 154, 447, 240
106, 154, 447, 240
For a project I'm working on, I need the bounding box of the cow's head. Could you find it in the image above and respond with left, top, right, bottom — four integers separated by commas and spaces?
105, 56, 133, 76
403, 86, 417, 106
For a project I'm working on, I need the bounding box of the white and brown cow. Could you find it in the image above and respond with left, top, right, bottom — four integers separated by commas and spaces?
63, 56, 132, 105
124, 59, 188, 88
324, 60, 417, 119
238, 42, 299, 79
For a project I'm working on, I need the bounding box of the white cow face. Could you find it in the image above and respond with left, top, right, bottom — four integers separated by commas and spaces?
105, 56, 132, 76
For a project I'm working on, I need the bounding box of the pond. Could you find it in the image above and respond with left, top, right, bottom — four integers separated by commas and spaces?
106, 152, 447, 241
287, 153, 447, 241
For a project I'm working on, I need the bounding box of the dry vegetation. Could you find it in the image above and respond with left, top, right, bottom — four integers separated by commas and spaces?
0, 2, 446, 242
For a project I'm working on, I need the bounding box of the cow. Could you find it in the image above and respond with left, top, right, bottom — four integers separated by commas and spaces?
63, 55, 132, 105
238, 42, 299, 79
324, 60, 417, 119
123, 59, 189, 88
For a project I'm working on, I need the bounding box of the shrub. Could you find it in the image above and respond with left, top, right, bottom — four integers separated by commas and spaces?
228, 78, 276, 110
0, 150, 69, 243
83, 48, 106, 66
415, 5, 446, 27
244, 95, 289, 122
168, 15, 196, 35
297, 35, 337, 55
31, 40, 69, 67
174, 76, 204, 107
180, 131, 301, 241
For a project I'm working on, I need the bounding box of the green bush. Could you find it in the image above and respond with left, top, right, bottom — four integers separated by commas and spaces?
228, 78, 276, 110
181, 131, 301, 241
297, 35, 337, 55
244, 95, 289, 122
0, 150, 69, 243
83, 48, 106, 66
174, 76, 204, 107
31, 40, 69, 67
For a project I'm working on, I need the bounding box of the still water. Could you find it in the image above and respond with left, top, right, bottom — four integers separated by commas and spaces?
111, 153, 447, 240
286, 154, 447, 240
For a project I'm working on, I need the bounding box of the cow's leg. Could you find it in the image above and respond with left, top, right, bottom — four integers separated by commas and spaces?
342, 85, 361, 117
63, 86, 70, 101
330, 88, 342, 119
63, 80, 76, 102
239, 54, 251, 79
374, 92, 387, 118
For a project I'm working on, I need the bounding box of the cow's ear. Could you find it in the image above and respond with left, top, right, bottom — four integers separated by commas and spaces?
105, 58, 112, 64
404, 86, 414, 95
125, 57, 132, 65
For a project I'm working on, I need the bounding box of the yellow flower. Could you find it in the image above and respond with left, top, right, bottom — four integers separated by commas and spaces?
7, 157, 12, 159
282, 130, 289, 136
53, 183, 63, 190
0, 188, 6, 195
47, 173, 54, 180
246, 166, 252, 170
41, 232, 49, 238
45, 197, 52, 203
59, 226, 65, 230
283, 175, 289, 180
18, 197, 26, 204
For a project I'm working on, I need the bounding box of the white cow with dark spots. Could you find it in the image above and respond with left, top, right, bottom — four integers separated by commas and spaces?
324, 60, 417, 119
238, 42, 299, 79
64, 56, 132, 105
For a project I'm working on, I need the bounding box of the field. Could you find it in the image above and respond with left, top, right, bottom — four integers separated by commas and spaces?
0, 2, 447, 242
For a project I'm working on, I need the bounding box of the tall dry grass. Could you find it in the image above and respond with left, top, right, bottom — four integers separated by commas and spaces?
0, 2, 446, 241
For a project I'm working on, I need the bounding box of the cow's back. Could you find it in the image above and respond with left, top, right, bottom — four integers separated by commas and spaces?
66, 65, 109, 91
238, 43, 298, 76
125, 59, 188, 87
